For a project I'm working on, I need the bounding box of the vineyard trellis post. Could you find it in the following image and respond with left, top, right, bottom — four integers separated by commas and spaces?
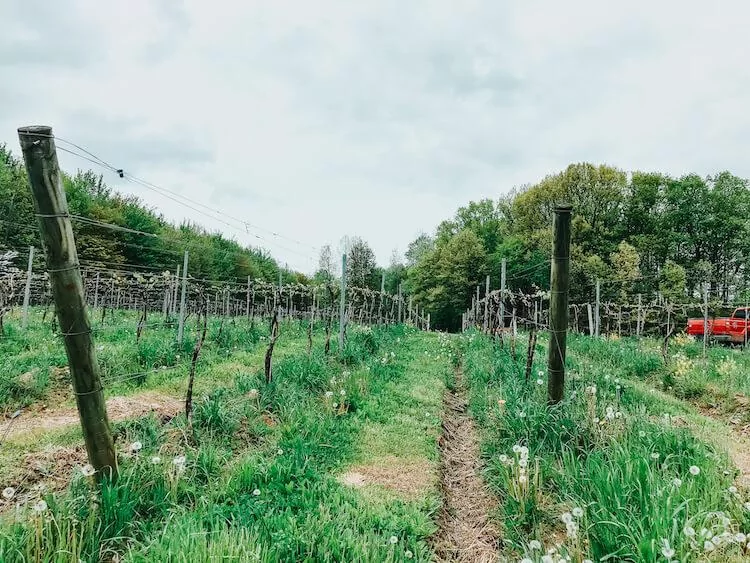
398, 283, 403, 323
171, 264, 180, 316
500, 258, 506, 331
636, 294, 642, 337
703, 283, 709, 361
18, 125, 117, 476
483, 275, 490, 332
177, 250, 189, 343
595, 279, 600, 338
22, 245, 34, 329
547, 204, 572, 405
338, 253, 347, 353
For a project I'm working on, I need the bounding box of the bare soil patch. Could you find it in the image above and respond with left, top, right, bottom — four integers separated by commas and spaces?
433, 367, 499, 563
4, 391, 182, 441
338, 456, 434, 500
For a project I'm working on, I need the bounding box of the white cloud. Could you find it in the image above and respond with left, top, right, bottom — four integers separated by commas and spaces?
2, 0, 749, 272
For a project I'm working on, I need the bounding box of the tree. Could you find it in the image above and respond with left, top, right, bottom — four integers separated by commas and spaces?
315, 244, 336, 285
659, 260, 687, 303
346, 237, 377, 289
405, 234, 434, 267
610, 241, 641, 302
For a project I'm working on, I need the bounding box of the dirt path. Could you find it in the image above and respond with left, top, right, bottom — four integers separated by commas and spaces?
3, 391, 182, 442
434, 367, 499, 562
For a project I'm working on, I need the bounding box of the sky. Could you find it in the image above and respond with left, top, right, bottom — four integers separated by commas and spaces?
2, 0, 749, 273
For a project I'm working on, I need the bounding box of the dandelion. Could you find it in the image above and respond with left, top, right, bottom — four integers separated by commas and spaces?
541, 557, 554, 563
583, 560, 593, 563
252, 489, 261, 496
735, 532, 746, 543
80, 464, 95, 477
673, 478, 682, 487
518, 458, 528, 468
248, 389, 259, 399
150, 456, 161, 464
572, 507, 584, 518
2, 487, 15, 500
651, 453, 660, 460
518, 475, 527, 485
499, 454, 509, 464
405, 551, 413, 559
129, 441, 143, 453
389, 535, 398, 544
728, 486, 738, 494
333, 403, 338, 408
325, 391, 334, 398
689, 465, 701, 476
519, 411, 526, 418
512, 445, 522, 454
683, 526, 695, 537
529, 540, 542, 550
615, 411, 623, 419
521, 559, 533, 563
32, 500, 47, 513
277, 449, 283, 455
745, 502, 750, 511
593, 417, 600, 424
703, 540, 715, 552
536, 379, 544, 385
661, 539, 675, 559
560, 512, 573, 524
173, 455, 186, 467
339, 389, 346, 396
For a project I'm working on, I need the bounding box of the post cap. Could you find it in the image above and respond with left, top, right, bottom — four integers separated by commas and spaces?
554, 203, 573, 213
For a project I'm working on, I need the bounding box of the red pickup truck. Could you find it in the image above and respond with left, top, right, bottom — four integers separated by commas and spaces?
686, 308, 750, 344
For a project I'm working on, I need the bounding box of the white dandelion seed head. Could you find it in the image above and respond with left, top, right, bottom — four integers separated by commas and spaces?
572, 507, 584, 518
518, 458, 528, 468
405, 551, 413, 559
536, 379, 544, 385
277, 449, 283, 455
512, 445, 522, 454
638, 431, 646, 438
529, 540, 541, 550
389, 535, 398, 544
703, 540, 715, 552
32, 500, 47, 513
651, 453, 660, 460
542, 556, 554, 563
248, 389, 259, 399
150, 456, 161, 465
130, 441, 143, 452
744, 502, 750, 511
735, 532, 746, 543
593, 417, 599, 424
689, 465, 701, 476
2, 487, 15, 500
173, 455, 186, 466
339, 389, 346, 396
333, 403, 338, 408
499, 454, 509, 464
325, 391, 334, 398
683, 526, 695, 537
560, 512, 573, 524
252, 489, 260, 496
615, 411, 623, 419
521, 559, 533, 563
80, 464, 95, 477
518, 475, 527, 484
728, 486, 738, 494
673, 478, 682, 488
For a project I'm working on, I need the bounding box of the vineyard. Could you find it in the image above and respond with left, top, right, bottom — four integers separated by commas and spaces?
2, 129, 750, 563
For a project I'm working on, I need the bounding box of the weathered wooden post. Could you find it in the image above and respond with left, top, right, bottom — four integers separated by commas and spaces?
21, 245, 34, 329
547, 204, 572, 405
177, 251, 189, 343
483, 275, 490, 332
595, 279, 601, 338
338, 253, 347, 353
500, 258, 507, 332
18, 125, 116, 475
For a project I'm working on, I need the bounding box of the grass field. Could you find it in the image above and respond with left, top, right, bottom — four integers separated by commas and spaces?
3, 308, 750, 562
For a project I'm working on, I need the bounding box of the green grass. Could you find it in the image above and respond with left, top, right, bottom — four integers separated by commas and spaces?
460, 330, 750, 562
0, 312, 452, 562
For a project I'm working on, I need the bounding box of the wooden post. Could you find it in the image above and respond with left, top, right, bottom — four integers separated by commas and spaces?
500, 258, 507, 332
475, 285, 480, 324
636, 294, 642, 337
703, 283, 709, 360
398, 283, 403, 323
18, 126, 116, 475
93, 272, 100, 312
246, 275, 251, 318
547, 204, 572, 405
587, 303, 594, 336
338, 253, 347, 353
483, 275, 490, 332
177, 251, 189, 343
22, 245, 34, 329
595, 279, 601, 338
171, 264, 180, 315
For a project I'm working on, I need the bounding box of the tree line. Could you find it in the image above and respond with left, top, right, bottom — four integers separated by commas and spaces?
0, 144, 303, 285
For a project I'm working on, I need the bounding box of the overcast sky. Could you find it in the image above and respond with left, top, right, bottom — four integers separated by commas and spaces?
2, 1, 749, 273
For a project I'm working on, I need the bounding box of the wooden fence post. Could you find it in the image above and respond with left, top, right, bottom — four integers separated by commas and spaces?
18, 125, 116, 476
339, 253, 347, 353
547, 204, 572, 405
177, 251, 189, 343
595, 279, 600, 338
22, 245, 34, 329
500, 258, 507, 332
